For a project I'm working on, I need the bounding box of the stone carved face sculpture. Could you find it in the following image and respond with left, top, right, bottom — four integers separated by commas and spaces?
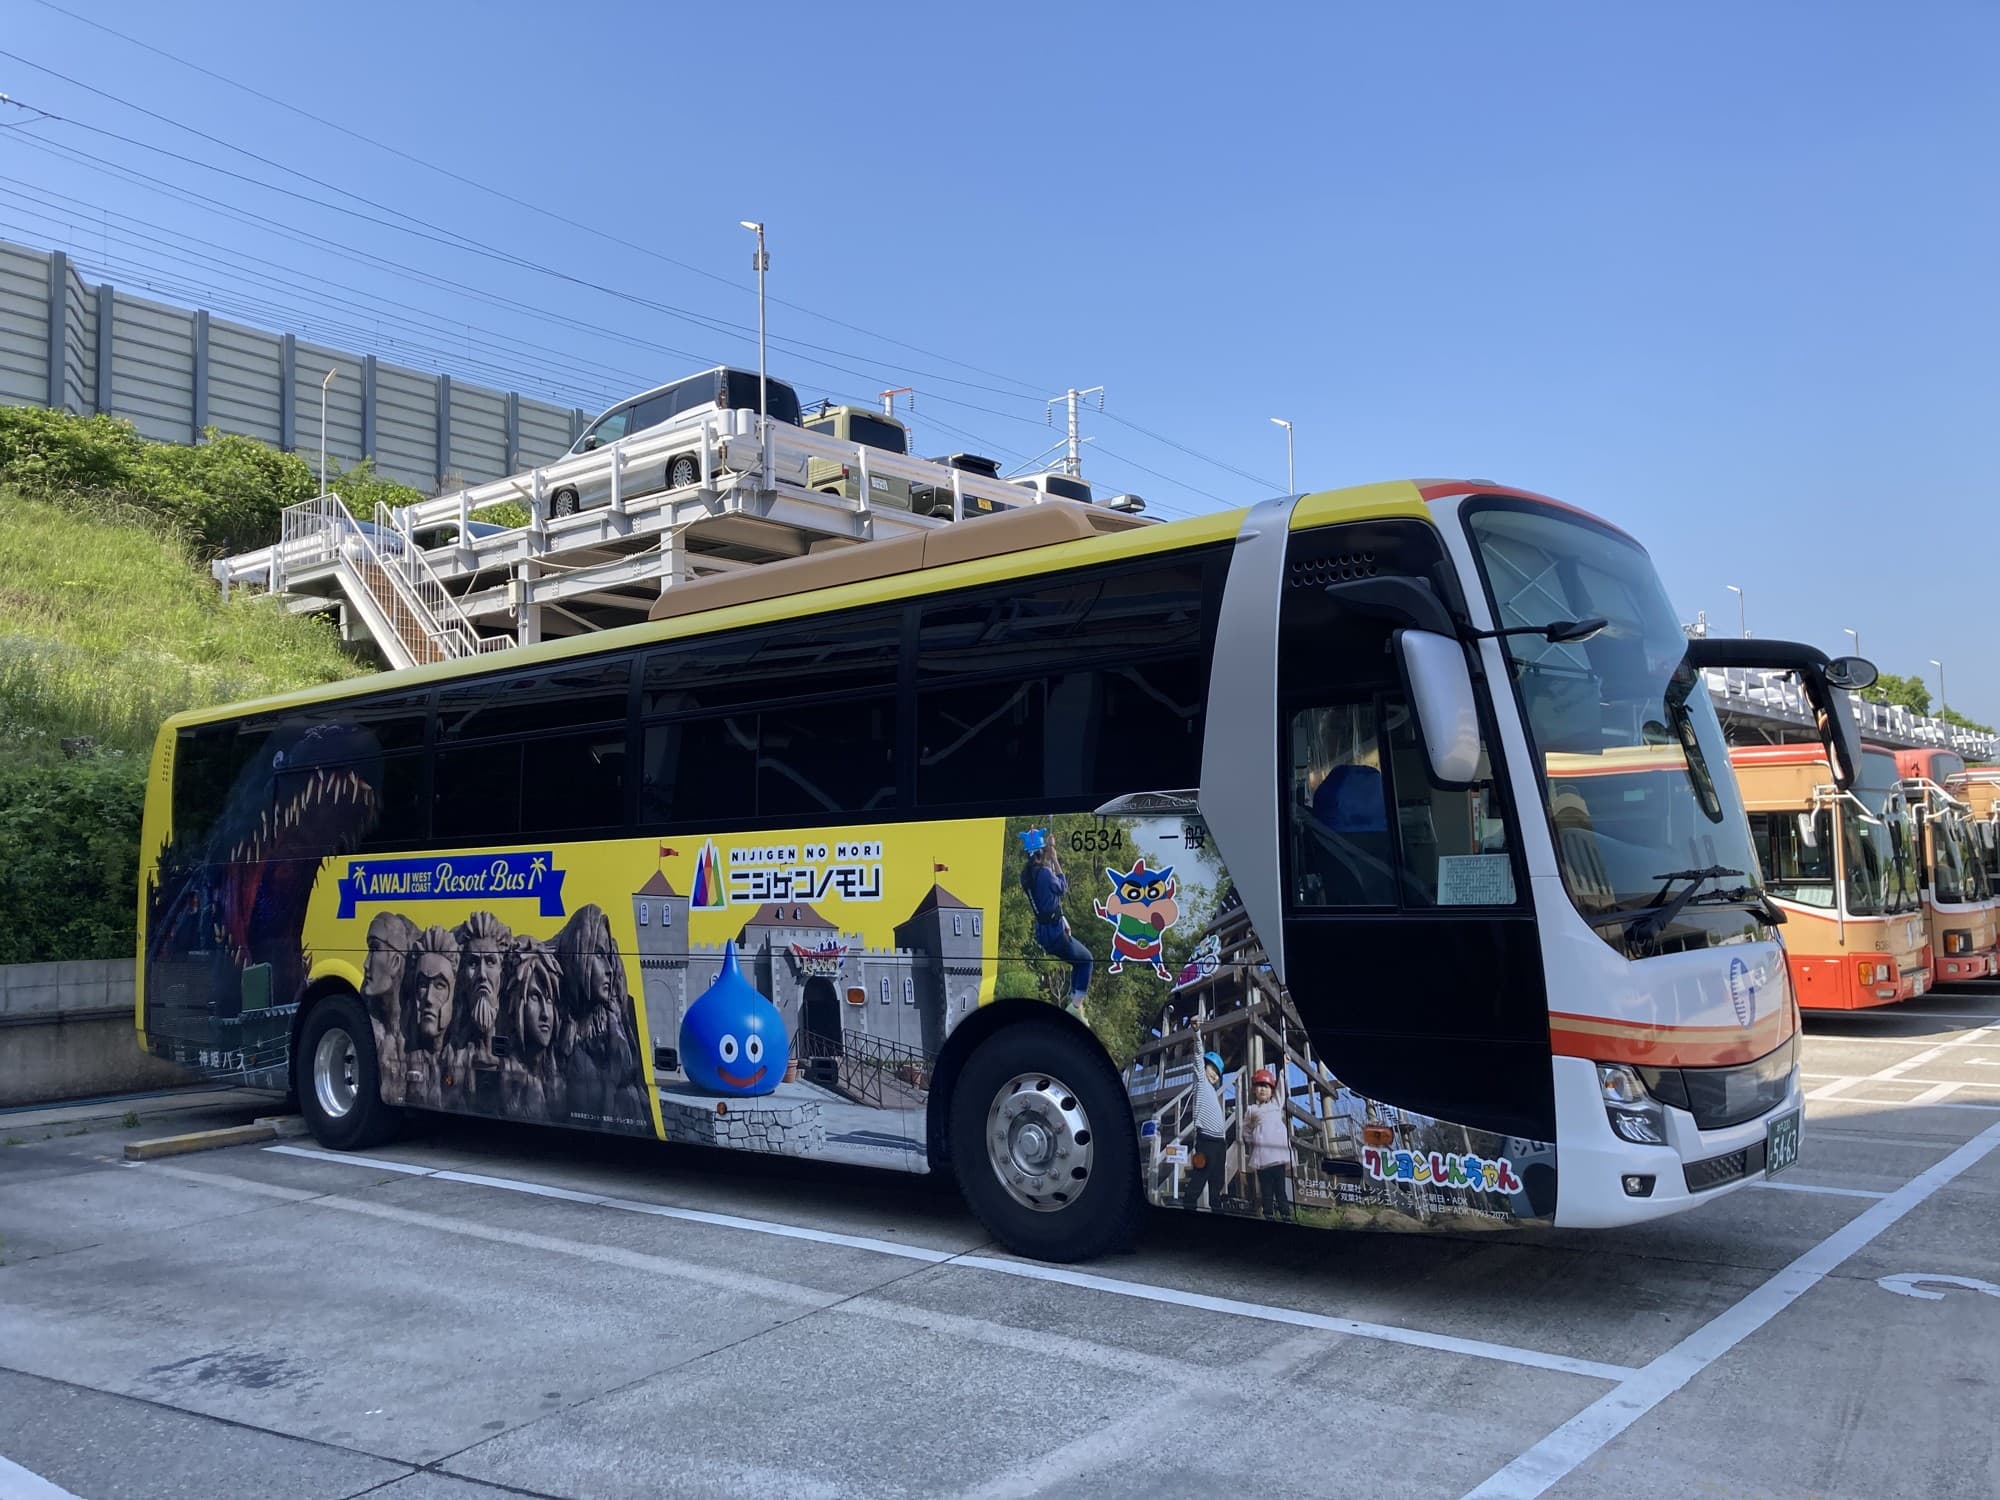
506, 938, 562, 1060
407, 927, 459, 1049
362, 912, 416, 1012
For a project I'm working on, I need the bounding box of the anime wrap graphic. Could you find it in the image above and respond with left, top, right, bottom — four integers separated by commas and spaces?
678, 940, 789, 1096
1000, 808, 1540, 1232
145, 720, 385, 1082
1094, 858, 1180, 980
322, 868, 653, 1132
1018, 827, 1093, 1014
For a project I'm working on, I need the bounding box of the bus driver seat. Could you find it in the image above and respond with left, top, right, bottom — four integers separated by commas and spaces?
1297, 763, 1398, 905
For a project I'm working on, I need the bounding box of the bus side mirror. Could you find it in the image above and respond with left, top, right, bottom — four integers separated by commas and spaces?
1685, 637, 1869, 793
1797, 812, 1819, 849
1397, 629, 1482, 787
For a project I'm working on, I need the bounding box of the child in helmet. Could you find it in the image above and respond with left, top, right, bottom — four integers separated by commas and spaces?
1241, 1066, 1293, 1221
1181, 1049, 1232, 1212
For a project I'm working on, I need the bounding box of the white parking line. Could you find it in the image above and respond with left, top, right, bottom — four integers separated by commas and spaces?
1809, 1010, 2000, 1024
0, 1452, 83, 1500
1837, 1097, 2000, 1112
1909, 1080, 1966, 1106
1804, 1018, 2000, 1101
1806, 1035, 2000, 1049
1460, 1117, 2000, 1500
1750, 1180, 1888, 1201
255, 1144, 1634, 1382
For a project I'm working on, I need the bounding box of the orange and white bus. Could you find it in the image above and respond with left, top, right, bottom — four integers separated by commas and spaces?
1733, 743, 1929, 1010
1893, 748, 1998, 984
1950, 768, 2000, 910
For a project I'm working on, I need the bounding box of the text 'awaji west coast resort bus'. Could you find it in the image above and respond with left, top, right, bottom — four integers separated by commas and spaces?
136, 481, 1870, 1260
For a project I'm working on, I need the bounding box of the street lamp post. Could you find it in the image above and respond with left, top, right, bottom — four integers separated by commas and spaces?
1844, 627, 1860, 657
739, 220, 768, 470
1269, 417, 1294, 494
1727, 584, 1746, 638
1931, 658, 1946, 717
319, 368, 338, 497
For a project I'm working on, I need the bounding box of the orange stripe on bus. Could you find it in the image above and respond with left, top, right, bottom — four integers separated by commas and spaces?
1548, 1008, 1794, 1068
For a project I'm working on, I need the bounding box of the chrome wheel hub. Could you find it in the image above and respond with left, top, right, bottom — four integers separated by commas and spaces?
985, 1072, 1093, 1213
313, 1027, 359, 1120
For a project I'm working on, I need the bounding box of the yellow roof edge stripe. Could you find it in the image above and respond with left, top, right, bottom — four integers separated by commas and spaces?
163, 481, 1440, 731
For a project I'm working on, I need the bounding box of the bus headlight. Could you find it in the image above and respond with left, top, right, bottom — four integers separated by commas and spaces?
1945, 930, 1972, 956
1597, 1063, 1668, 1146
1855, 959, 1891, 985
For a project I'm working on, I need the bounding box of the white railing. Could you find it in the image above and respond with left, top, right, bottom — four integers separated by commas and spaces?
372, 502, 514, 657
276, 494, 507, 666
390, 410, 1045, 535
1703, 665, 1996, 760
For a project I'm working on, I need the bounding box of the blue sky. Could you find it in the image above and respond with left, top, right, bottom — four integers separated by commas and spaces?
4, 1, 1996, 717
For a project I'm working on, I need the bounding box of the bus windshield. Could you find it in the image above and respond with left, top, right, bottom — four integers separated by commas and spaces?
1466, 503, 1761, 936
1932, 813, 1982, 905
1846, 775, 1921, 918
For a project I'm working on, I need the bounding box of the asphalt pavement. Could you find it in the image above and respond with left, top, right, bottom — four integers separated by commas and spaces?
3, 988, 1998, 1500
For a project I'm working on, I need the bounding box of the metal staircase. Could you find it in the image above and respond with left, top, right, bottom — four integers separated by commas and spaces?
273, 495, 512, 669
214, 409, 1138, 662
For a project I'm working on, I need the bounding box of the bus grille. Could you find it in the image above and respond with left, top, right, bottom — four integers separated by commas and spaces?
1682, 1148, 1751, 1193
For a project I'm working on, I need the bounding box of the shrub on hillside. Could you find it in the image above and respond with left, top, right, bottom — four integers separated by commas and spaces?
136, 431, 319, 554
0, 405, 146, 494
0, 755, 147, 965
0, 406, 443, 554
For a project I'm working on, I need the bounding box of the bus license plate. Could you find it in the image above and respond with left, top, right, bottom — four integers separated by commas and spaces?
1765, 1110, 1801, 1178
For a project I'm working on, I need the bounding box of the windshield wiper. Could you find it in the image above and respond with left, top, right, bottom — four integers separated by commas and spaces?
1683, 883, 1787, 927
1581, 866, 1743, 945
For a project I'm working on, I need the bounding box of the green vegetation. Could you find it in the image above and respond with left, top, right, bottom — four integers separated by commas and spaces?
122, 1110, 142, 1129
0, 404, 442, 554
0, 406, 409, 962
0, 491, 366, 760
1862, 671, 1994, 735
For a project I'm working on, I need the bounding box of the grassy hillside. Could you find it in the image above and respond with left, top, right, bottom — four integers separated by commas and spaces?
0, 486, 371, 964
0, 488, 367, 763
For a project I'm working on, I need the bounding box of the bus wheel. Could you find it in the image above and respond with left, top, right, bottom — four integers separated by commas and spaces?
949, 1021, 1141, 1262
668, 454, 701, 489
296, 993, 399, 1151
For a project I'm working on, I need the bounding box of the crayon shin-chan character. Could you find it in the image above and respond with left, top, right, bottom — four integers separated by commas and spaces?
1094, 858, 1179, 980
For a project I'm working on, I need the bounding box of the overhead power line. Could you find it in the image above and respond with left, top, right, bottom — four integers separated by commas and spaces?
0, 54, 1259, 510
23, 0, 1050, 401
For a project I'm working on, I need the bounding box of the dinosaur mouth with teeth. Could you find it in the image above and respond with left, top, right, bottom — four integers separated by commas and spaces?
218, 765, 380, 948
147, 722, 387, 1041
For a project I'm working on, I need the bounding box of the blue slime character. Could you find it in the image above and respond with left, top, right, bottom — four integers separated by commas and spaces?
679, 940, 789, 1096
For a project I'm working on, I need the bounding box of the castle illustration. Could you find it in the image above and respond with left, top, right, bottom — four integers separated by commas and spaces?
630, 872, 985, 1090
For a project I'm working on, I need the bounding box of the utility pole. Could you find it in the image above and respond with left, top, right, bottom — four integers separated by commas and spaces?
1046, 386, 1105, 476
319, 368, 338, 497
739, 221, 768, 472
880, 386, 913, 416
1931, 658, 1946, 716
1727, 584, 1746, 638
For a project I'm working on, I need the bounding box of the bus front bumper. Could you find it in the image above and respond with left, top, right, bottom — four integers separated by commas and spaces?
1549, 1055, 1806, 1229
1935, 946, 1999, 983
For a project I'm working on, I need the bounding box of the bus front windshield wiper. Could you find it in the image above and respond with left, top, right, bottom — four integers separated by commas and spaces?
1682, 883, 1787, 927
1601, 865, 1746, 948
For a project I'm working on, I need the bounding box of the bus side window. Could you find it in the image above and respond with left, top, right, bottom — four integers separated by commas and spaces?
914, 550, 1221, 810
1288, 703, 1396, 906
